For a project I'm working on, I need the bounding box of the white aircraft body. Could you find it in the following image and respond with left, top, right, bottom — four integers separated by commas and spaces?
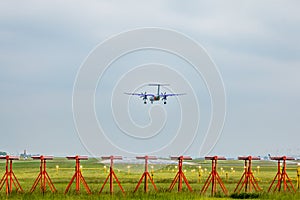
125, 84, 185, 104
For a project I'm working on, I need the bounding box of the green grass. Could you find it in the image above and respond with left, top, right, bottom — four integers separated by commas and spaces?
0, 158, 299, 199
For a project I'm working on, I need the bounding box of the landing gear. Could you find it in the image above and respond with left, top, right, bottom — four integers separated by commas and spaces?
164, 101, 167, 104
144, 101, 147, 104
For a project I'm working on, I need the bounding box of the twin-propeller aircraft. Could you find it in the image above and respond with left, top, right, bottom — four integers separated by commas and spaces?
125, 84, 185, 104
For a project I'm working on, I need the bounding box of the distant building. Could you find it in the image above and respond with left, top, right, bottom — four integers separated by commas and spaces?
20, 150, 39, 159
20, 149, 30, 159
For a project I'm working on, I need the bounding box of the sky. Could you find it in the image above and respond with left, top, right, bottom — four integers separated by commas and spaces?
1, 0, 300, 158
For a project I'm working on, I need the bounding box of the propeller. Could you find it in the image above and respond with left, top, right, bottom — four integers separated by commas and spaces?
161, 92, 167, 104
140, 92, 147, 100
161, 92, 167, 100
140, 92, 147, 104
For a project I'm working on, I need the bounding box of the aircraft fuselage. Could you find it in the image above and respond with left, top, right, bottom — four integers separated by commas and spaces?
149, 95, 160, 103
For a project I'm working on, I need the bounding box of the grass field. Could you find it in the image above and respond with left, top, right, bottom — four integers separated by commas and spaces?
0, 158, 299, 199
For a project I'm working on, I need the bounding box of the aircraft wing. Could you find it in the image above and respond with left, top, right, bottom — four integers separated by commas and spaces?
124, 92, 155, 97
160, 93, 186, 97
124, 92, 143, 96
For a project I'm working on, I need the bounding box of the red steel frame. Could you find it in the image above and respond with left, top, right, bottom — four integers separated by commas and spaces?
0, 155, 23, 194
268, 156, 296, 192
30, 155, 57, 193
134, 156, 158, 193
234, 156, 261, 193
64, 155, 91, 194
200, 156, 228, 196
99, 156, 125, 194
168, 156, 193, 192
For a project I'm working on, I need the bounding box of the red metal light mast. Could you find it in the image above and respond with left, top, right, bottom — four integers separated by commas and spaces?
234, 156, 262, 193
99, 156, 125, 194
200, 156, 228, 196
30, 155, 57, 193
168, 156, 193, 192
134, 155, 158, 193
0, 155, 23, 194
268, 156, 296, 192
64, 155, 91, 194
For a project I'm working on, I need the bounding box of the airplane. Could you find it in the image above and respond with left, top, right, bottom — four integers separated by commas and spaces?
124, 84, 186, 104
